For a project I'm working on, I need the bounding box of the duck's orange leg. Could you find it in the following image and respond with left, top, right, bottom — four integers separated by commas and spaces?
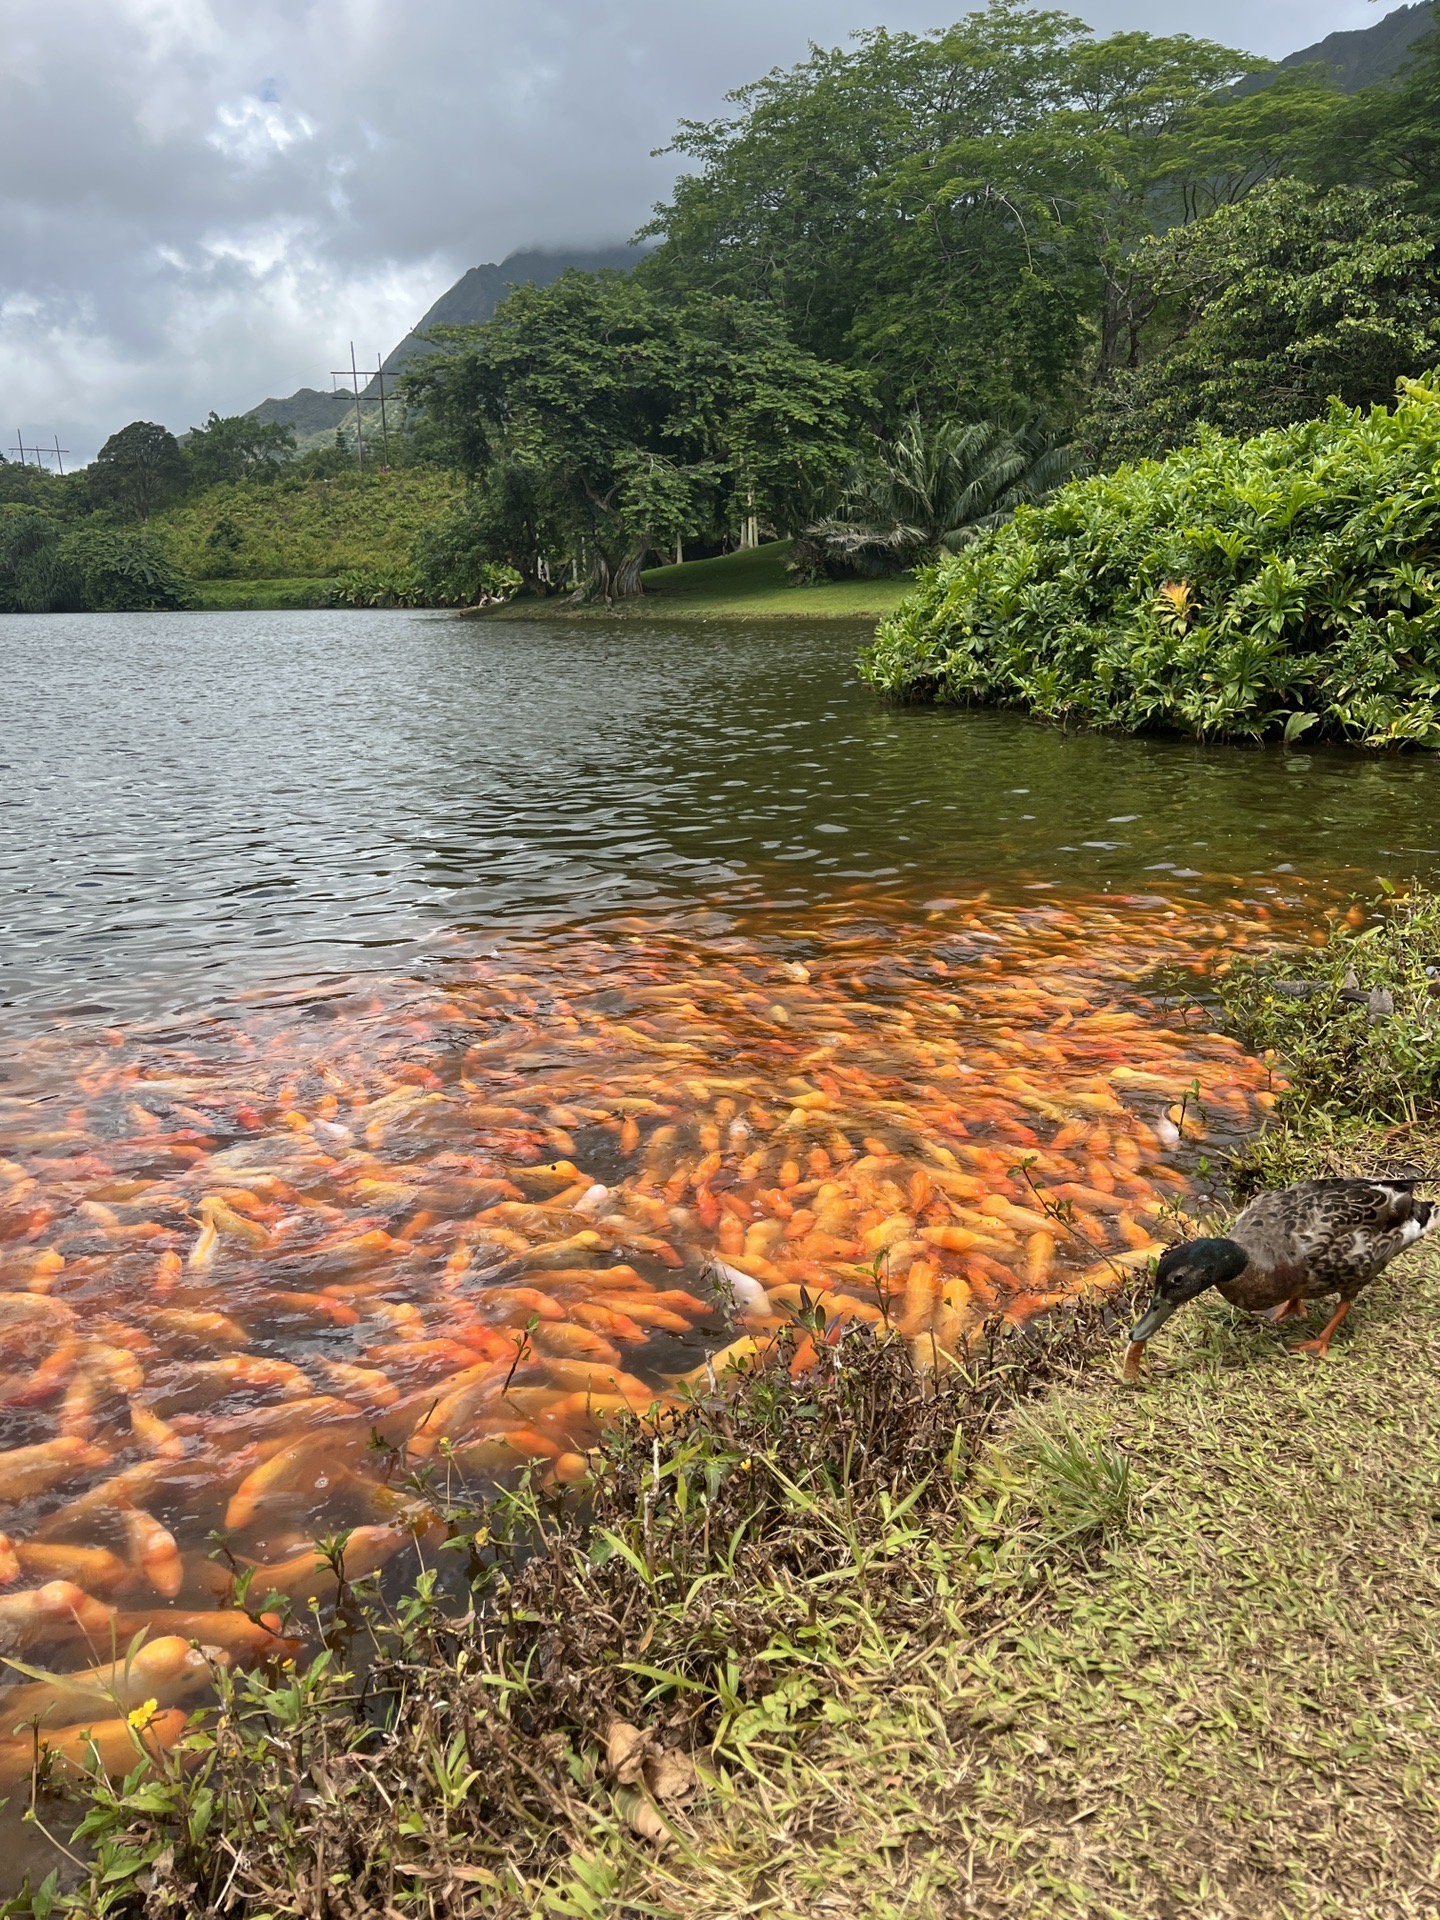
1290, 1299, 1352, 1358
1266, 1296, 1307, 1325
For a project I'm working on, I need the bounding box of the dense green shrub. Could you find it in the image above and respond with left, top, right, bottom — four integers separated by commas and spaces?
1082, 181, 1440, 464
62, 527, 194, 611
330, 561, 520, 609
861, 376, 1440, 747
0, 509, 192, 612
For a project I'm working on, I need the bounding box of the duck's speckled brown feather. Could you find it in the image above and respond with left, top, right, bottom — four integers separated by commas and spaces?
1219, 1178, 1433, 1312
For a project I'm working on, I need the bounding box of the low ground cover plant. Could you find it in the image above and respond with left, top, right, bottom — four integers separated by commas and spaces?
862, 376, 1440, 747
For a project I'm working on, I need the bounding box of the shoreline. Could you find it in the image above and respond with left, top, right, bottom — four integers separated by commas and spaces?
187, 541, 916, 620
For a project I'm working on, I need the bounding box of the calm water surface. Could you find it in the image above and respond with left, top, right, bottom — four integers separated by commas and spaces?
5, 608, 1440, 1025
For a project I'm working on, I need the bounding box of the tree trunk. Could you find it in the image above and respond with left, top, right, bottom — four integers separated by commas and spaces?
578, 543, 649, 604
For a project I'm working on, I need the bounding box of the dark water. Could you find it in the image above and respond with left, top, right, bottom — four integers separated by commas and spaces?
4, 609, 1440, 1028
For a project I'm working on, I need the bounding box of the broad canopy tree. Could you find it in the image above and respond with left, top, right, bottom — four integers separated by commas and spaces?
184, 411, 297, 488
87, 420, 187, 521
406, 273, 867, 601
639, 3, 1341, 417
1081, 179, 1440, 461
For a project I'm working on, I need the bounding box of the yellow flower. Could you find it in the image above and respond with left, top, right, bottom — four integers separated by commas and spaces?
127, 1698, 159, 1730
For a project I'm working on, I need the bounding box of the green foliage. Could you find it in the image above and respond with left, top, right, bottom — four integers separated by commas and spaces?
861, 374, 1440, 747
413, 462, 560, 597
641, 6, 1339, 414
0, 506, 82, 611
330, 560, 520, 608
150, 468, 461, 580
0, 507, 192, 612
183, 410, 297, 487
1007, 1412, 1133, 1556
0, 458, 83, 517
791, 411, 1071, 580
1319, 16, 1440, 213
87, 419, 187, 521
1084, 180, 1440, 462
61, 527, 194, 611
406, 272, 868, 600
1215, 887, 1440, 1130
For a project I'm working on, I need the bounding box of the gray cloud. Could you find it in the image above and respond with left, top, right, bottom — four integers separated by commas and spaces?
1, 0, 1378, 463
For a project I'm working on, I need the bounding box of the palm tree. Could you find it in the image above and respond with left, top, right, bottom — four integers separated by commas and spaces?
792, 412, 1073, 578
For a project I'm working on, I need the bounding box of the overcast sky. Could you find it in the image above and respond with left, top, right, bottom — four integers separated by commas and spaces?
0, 0, 1391, 464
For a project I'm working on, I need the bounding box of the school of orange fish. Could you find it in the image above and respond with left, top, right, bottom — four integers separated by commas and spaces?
0, 886, 1288, 1778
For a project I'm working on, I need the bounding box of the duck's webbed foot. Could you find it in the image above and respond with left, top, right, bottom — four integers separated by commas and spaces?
1289, 1299, 1353, 1359
1266, 1296, 1307, 1325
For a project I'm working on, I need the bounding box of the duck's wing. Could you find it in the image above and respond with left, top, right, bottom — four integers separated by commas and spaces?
1234, 1179, 1434, 1293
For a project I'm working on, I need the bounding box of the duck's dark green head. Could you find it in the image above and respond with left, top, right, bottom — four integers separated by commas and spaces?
1122, 1238, 1248, 1380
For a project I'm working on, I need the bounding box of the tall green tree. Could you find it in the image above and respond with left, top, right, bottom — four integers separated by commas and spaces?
184, 411, 296, 487
407, 273, 867, 600
1081, 179, 1440, 461
640, 4, 1340, 415
88, 420, 186, 521
1317, 13, 1440, 212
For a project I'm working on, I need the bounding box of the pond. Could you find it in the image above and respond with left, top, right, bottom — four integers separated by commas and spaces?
1, 608, 1437, 1828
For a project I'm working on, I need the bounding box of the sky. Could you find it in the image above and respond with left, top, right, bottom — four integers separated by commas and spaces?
0, 0, 1393, 464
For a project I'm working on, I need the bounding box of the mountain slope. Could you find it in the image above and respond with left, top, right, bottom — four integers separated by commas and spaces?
367, 243, 646, 390
246, 244, 646, 434
1274, 0, 1433, 90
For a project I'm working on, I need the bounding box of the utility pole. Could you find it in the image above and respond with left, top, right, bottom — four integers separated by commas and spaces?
330, 343, 367, 473
373, 355, 391, 467
9, 431, 68, 471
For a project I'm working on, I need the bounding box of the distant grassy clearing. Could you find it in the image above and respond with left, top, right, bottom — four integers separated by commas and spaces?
493, 539, 916, 620
192, 577, 339, 610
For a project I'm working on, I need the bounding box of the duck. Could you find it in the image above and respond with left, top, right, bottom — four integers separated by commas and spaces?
1122, 1177, 1435, 1381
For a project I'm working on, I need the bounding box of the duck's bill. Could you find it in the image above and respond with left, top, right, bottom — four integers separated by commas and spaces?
1128, 1297, 1178, 1343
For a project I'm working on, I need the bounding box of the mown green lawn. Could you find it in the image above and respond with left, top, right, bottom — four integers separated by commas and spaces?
494, 539, 916, 620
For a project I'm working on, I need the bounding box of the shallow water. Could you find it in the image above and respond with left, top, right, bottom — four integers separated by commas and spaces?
0, 608, 1436, 1840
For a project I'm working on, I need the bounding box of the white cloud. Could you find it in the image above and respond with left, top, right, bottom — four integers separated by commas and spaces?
0, 0, 1387, 463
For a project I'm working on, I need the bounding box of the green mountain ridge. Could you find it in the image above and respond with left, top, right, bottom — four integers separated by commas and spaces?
1276, 0, 1434, 91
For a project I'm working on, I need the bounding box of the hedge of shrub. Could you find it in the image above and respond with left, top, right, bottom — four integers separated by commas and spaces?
860, 376, 1440, 748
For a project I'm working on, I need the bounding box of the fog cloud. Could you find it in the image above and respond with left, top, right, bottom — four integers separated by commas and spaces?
1, 0, 1379, 461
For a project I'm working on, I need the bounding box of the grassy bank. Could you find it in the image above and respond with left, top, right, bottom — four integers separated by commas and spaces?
182, 540, 913, 617
491, 540, 916, 621
35, 1261, 1440, 1919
